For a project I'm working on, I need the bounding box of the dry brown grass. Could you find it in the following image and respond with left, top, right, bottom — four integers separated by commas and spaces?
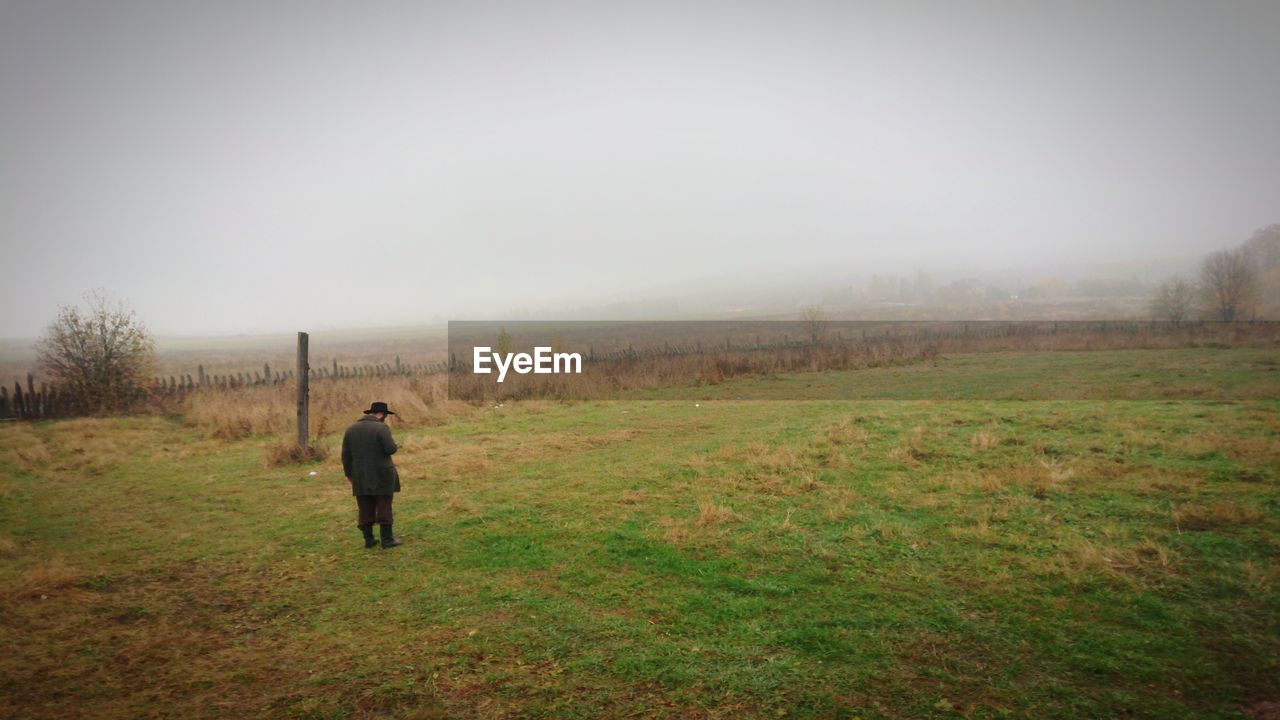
263, 439, 330, 467
890, 424, 938, 466
948, 516, 995, 543
979, 459, 1075, 498
443, 447, 493, 476
619, 490, 648, 505
709, 444, 738, 462
1176, 431, 1280, 464
825, 418, 870, 446
656, 516, 692, 545
1173, 500, 1263, 531
182, 374, 463, 440
3, 435, 50, 473
825, 497, 851, 523
696, 496, 739, 525
442, 494, 477, 515
3, 418, 166, 477
970, 431, 998, 451
4, 556, 82, 600
852, 516, 914, 543
740, 445, 801, 476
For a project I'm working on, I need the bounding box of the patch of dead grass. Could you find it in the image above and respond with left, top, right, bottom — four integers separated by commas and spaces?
1176, 432, 1280, 464
696, 497, 739, 525
442, 494, 477, 515
655, 516, 691, 545
825, 418, 869, 446
1173, 500, 1263, 531
984, 460, 1075, 498
970, 431, 998, 451
444, 447, 492, 476
263, 439, 330, 467
4, 556, 81, 600
619, 490, 648, 505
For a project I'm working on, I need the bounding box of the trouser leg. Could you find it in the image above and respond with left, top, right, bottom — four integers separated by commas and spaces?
356, 495, 377, 527
377, 495, 401, 547
374, 494, 394, 525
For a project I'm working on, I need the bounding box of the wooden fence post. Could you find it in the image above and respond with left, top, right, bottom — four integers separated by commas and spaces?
297, 332, 309, 449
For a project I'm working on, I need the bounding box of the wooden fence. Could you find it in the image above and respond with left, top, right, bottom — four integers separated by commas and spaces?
1, 357, 452, 420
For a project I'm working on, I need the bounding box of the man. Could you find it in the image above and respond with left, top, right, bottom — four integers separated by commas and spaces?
341, 401, 403, 548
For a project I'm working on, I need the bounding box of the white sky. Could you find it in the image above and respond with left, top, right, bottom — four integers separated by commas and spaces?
2, 0, 1278, 336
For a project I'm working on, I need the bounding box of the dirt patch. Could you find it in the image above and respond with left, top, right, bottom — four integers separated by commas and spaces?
1246, 700, 1280, 720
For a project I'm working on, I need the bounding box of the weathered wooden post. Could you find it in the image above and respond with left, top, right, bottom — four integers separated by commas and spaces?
297, 332, 309, 449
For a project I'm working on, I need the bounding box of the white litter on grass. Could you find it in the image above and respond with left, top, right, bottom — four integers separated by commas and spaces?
308, 471, 317, 476
695, 403, 700, 408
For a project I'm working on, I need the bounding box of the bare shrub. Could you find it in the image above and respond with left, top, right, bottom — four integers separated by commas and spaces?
1200, 249, 1257, 320
36, 291, 155, 413
1150, 277, 1198, 322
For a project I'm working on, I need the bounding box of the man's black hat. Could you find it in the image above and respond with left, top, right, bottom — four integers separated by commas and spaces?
364, 401, 396, 415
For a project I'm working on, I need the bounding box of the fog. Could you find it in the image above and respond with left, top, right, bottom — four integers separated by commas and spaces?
2, 0, 1278, 337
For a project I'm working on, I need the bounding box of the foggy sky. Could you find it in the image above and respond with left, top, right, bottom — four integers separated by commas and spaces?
2, 0, 1278, 336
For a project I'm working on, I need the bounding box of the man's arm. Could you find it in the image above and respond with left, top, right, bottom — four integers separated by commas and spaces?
341, 432, 354, 481
378, 425, 398, 456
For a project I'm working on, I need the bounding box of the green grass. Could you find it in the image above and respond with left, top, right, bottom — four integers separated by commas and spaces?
1, 347, 1278, 718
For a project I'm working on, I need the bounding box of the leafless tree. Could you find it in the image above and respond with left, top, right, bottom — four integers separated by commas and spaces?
1241, 224, 1280, 316
1149, 276, 1197, 323
36, 291, 155, 412
800, 305, 828, 344
1242, 224, 1280, 272
1200, 249, 1256, 321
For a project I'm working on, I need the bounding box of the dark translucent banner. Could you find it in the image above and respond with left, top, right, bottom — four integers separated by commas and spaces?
446, 320, 1280, 402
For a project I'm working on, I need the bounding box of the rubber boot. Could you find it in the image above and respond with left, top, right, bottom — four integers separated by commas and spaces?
380, 523, 403, 548
360, 524, 378, 549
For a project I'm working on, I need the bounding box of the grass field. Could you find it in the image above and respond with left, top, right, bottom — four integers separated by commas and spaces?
1, 348, 1277, 718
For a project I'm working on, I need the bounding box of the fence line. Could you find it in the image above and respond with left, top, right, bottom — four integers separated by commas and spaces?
5, 320, 1278, 419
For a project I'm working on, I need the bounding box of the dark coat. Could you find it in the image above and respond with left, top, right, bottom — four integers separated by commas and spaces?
341, 415, 400, 496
